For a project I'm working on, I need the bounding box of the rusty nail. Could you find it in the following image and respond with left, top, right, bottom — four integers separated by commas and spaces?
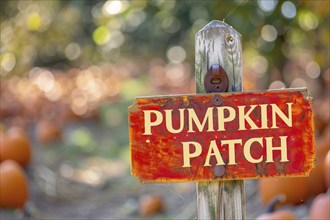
213, 165, 225, 177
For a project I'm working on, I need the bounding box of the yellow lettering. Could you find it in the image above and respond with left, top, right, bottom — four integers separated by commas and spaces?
238, 105, 259, 130
204, 140, 225, 166
244, 137, 263, 163
265, 136, 289, 163
217, 106, 236, 131
143, 110, 162, 135
165, 109, 185, 134
221, 139, 241, 165
271, 103, 293, 128
188, 107, 214, 133
260, 104, 268, 129
182, 141, 202, 167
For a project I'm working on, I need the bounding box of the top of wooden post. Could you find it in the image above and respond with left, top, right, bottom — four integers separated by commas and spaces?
196, 20, 241, 37
195, 20, 242, 93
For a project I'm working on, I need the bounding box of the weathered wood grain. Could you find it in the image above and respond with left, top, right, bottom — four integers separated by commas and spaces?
195, 20, 245, 220
195, 20, 242, 93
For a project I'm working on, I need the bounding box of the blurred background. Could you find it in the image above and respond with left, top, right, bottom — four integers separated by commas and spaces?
0, 0, 329, 219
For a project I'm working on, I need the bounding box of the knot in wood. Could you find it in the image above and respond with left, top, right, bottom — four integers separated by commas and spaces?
225, 33, 234, 46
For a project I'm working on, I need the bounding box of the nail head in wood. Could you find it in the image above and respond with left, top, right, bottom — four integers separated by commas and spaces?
212, 94, 223, 106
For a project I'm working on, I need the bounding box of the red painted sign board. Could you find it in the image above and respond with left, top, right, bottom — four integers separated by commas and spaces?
129, 89, 315, 183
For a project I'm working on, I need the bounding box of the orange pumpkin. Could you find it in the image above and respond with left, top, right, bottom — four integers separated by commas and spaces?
314, 98, 330, 134
0, 124, 5, 134
0, 160, 29, 208
0, 128, 31, 166
139, 194, 164, 216
259, 177, 309, 205
308, 130, 330, 196
324, 151, 330, 188
309, 193, 330, 220
313, 109, 327, 134
35, 119, 62, 144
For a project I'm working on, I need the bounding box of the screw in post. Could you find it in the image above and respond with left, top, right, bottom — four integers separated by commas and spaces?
212, 94, 223, 106
213, 165, 226, 177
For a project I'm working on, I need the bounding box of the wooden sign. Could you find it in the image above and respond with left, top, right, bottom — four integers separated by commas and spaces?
129, 89, 315, 183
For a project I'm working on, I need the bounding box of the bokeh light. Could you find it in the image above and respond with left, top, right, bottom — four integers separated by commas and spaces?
306, 61, 321, 79
258, 0, 278, 13
261, 25, 278, 42
93, 26, 110, 45
269, 80, 286, 89
102, 0, 128, 16
281, 1, 297, 19
166, 46, 186, 64
65, 43, 81, 60
298, 10, 319, 31
1, 53, 16, 74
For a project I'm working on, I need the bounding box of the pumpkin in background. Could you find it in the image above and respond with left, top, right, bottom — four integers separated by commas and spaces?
35, 119, 62, 144
138, 194, 164, 216
313, 99, 328, 134
314, 98, 330, 134
259, 177, 309, 206
324, 150, 330, 188
0, 124, 5, 134
308, 127, 330, 196
309, 193, 330, 220
0, 127, 31, 166
0, 160, 29, 208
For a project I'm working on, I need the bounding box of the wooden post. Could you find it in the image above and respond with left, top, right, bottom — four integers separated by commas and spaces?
195, 20, 245, 219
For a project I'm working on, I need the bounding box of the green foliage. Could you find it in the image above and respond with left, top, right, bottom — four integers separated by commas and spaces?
1, 0, 329, 90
